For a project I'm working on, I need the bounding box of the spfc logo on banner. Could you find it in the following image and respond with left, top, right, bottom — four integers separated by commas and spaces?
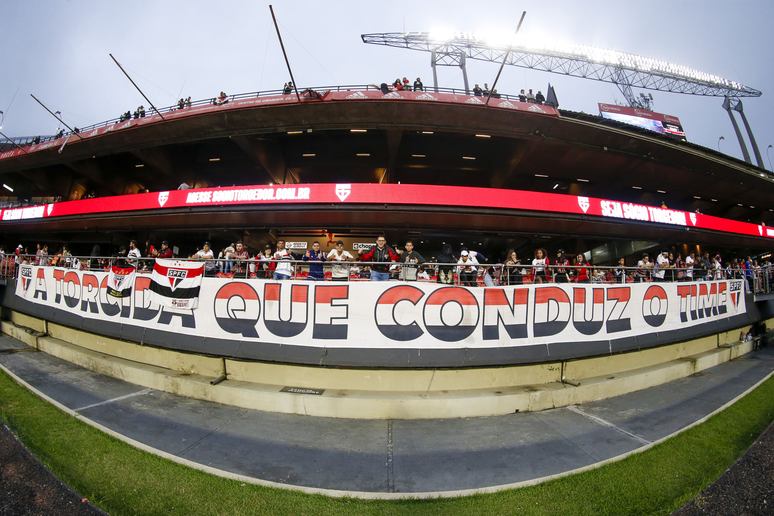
107, 266, 135, 298
728, 280, 743, 312
112, 270, 130, 291
167, 268, 189, 290
336, 184, 351, 202
158, 191, 169, 207
19, 266, 33, 294
578, 196, 590, 213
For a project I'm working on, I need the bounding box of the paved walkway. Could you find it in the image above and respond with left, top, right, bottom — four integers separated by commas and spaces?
1, 334, 773, 496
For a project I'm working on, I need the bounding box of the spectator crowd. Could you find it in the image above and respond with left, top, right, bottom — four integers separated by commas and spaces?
1, 238, 771, 294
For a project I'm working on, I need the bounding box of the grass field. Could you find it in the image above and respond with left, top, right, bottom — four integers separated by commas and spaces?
1, 368, 773, 515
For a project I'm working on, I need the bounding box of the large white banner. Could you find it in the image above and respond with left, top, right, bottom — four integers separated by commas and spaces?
14, 265, 747, 350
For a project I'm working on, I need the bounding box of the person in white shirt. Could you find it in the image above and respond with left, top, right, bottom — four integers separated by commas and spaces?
189, 241, 216, 276
326, 240, 355, 282
636, 253, 654, 282
711, 255, 723, 280
457, 251, 478, 286
219, 243, 235, 274
685, 251, 695, 282
654, 250, 669, 282
127, 240, 142, 269
532, 248, 549, 284
273, 239, 293, 280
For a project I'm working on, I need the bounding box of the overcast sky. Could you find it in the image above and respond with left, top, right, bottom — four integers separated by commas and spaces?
2, 0, 772, 168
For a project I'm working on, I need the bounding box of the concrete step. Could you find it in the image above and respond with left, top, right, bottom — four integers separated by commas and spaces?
1, 318, 754, 419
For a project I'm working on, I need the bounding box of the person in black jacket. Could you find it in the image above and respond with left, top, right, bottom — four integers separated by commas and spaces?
399, 240, 426, 281
436, 244, 456, 284
552, 249, 570, 283
359, 236, 399, 281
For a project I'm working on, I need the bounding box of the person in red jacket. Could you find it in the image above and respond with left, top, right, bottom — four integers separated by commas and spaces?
574, 253, 590, 283
157, 240, 174, 259
359, 236, 400, 281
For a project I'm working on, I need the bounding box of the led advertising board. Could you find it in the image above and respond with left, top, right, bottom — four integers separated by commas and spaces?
598, 104, 686, 140
1, 183, 771, 241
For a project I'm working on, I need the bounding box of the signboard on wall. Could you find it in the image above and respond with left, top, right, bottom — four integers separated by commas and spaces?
599, 103, 686, 140
15, 265, 746, 353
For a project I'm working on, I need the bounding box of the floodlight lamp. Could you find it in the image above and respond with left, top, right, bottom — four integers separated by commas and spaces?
481, 31, 516, 50
429, 28, 456, 43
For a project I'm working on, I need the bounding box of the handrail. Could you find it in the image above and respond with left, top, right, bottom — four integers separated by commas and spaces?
2, 84, 531, 147
3, 254, 772, 292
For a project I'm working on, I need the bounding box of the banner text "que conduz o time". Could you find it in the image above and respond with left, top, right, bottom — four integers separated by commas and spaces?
15, 266, 746, 350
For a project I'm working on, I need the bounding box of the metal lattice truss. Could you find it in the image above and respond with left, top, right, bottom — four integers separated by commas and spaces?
362, 32, 761, 105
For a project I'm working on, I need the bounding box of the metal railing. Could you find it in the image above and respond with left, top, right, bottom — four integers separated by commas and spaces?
3, 254, 772, 294
1, 84, 535, 149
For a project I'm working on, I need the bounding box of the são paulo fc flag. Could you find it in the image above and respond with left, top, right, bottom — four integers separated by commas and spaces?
149, 259, 205, 309
107, 266, 136, 298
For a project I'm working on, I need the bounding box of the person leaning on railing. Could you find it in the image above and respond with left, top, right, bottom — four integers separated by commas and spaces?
653, 249, 669, 282
189, 241, 216, 277
635, 253, 653, 282
157, 241, 173, 259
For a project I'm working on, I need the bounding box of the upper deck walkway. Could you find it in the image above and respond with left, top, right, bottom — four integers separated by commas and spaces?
0, 85, 558, 162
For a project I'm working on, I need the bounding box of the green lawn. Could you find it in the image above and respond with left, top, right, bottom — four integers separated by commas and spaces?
1, 369, 773, 516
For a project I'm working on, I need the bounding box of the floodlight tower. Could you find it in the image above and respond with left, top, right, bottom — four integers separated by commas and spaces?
429, 48, 470, 94
361, 32, 763, 160
362, 32, 760, 101
723, 97, 765, 167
